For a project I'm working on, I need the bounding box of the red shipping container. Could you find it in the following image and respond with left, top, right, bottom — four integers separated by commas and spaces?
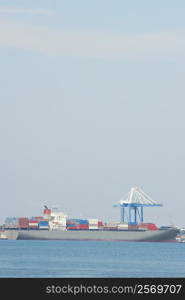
19, 222, 29, 225
128, 225, 138, 230
29, 220, 38, 227
18, 218, 29, 227
67, 225, 89, 230
77, 225, 89, 229
139, 223, 158, 231
67, 227, 78, 230
98, 221, 103, 226
29, 220, 38, 223
18, 218, 28, 221
105, 226, 118, 230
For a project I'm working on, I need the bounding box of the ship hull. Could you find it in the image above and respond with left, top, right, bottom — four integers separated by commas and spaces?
13, 228, 179, 242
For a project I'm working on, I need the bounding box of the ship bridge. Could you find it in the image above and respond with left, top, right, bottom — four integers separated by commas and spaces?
115, 186, 162, 224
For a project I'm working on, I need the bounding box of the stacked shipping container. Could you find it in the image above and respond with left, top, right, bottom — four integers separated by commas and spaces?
66, 219, 105, 230
4, 217, 19, 229
4, 217, 30, 229
29, 220, 38, 229
4, 211, 106, 231
88, 219, 99, 230
104, 222, 119, 230
67, 219, 89, 230
18, 218, 29, 229
39, 220, 49, 229
118, 223, 128, 230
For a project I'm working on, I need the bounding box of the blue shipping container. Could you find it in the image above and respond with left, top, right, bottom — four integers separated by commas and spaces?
5, 217, 18, 224
128, 222, 138, 225
39, 221, 49, 226
68, 219, 88, 225
80, 221, 88, 225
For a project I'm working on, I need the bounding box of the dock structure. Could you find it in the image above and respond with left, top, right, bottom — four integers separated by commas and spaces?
116, 186, 162, 224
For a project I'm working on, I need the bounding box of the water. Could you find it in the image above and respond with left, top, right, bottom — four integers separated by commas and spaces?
0, 240, 184, 277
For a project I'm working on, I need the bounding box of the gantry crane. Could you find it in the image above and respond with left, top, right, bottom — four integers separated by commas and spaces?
114, 186, 162, 224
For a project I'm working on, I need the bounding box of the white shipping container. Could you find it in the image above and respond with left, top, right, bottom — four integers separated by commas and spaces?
89, 226, 98, 230
106, 223, 118, 228
4, 224, 18, 228
29, 223, 38, 227
39, 226, 49, 229
118, 223, 128, 229
88, 219, 98, 225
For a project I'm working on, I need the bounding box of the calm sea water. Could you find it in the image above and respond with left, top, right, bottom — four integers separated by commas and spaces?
0, 240, 184, 278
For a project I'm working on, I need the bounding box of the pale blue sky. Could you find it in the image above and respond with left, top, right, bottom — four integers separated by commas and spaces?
0, 1, 185, 226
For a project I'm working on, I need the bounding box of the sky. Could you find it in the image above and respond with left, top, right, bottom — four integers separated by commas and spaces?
0, 0, 185, 227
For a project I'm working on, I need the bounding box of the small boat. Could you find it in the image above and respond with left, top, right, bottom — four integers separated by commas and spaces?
176, 228, 185, 243
0, 232, 7, 240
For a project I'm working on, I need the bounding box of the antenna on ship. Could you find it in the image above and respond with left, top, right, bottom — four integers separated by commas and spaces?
114, 186, 162, 224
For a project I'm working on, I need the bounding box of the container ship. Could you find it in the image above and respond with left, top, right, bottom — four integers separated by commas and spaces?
3, 187, 179, 242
